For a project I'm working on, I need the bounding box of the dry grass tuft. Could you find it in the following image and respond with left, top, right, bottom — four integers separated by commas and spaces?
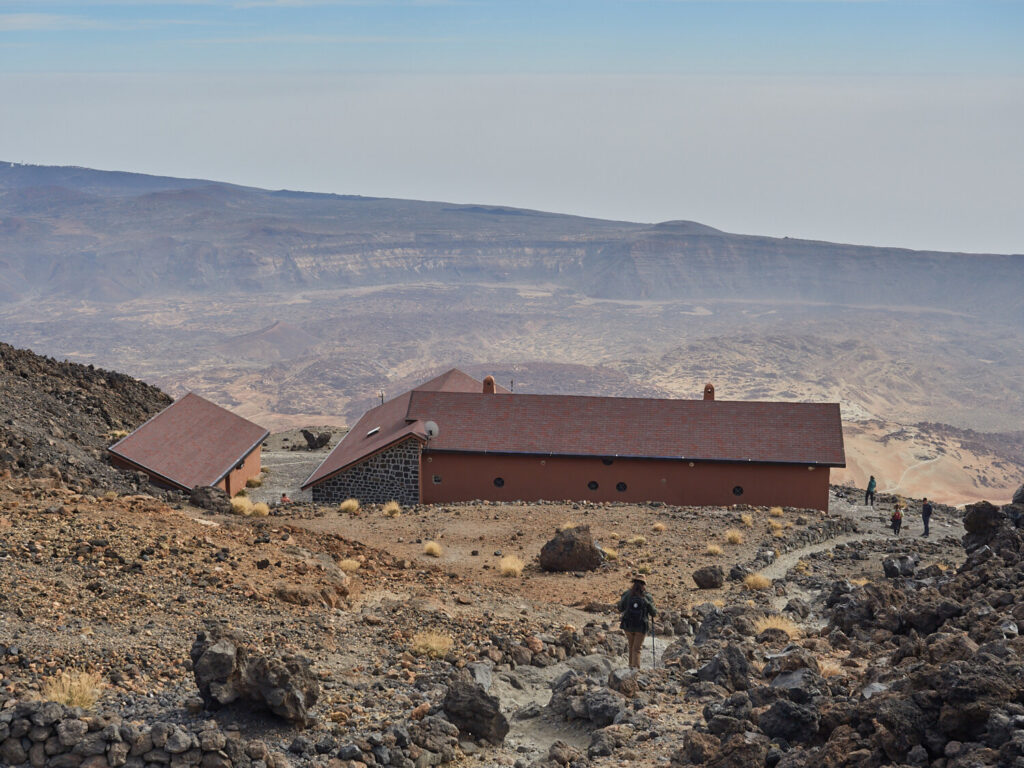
652, 522, 666, 532
251, 502, 270, 517
233, 488, 248, 497
706, 544, 724, 556
423, 540, 442, 558
338, 498, 360, 515
819, 660, 844, 678
754, 615, 801, 638
849, 577, 871, 587
725, 529, 744, 545
626, 535, 647, 546
107, 429, 129, 441
602, 546, 618, 561
229, 496, 253, 516
382, 500, 402, 517
609, 532, 620, 540
411, 631, 453, 659
558, 521, 579, 532
499, 555, 525, 577
744, 573, 772, 590
338, 558, 361, 572
41, 670, 103, 709
245, 476, 263, 488
769, 506, 784, 517
768, 520, 783, 533
740, 512, 754, 528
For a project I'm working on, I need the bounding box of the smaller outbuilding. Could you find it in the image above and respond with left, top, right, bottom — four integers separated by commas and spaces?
109, 392, 269, 495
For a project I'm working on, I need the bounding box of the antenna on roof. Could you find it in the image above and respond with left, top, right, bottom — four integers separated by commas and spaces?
424, 421, 440, 441
510, 379, 514, 392
379, 390, 385, 405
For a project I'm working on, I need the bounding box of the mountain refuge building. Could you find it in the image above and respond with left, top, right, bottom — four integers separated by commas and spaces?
109, 392, 269, 495
302, 370, 845, 511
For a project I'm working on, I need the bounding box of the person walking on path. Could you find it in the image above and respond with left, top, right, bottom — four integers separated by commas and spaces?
865, 475, 877, 506
618, 575, 657, 669
921, 498, 933, 537
890, 504, 903, 536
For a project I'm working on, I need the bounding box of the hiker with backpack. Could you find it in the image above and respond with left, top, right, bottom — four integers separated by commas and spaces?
618, 574, 657, 669
921, 498, 933, 537
865, 475, 877, 506
891, 502, 903, 536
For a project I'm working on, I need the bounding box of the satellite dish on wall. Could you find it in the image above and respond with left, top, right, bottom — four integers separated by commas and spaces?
424, 421, 440, 439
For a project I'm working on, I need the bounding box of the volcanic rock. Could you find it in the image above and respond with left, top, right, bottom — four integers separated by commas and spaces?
692, 565, 725, 590
539, 525, 602, 572
300, 430, 331, 450
442, 680, 509, 744
189, 485, 231, 514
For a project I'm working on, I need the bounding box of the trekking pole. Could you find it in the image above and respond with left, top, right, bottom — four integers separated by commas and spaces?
651, 620, 656, 669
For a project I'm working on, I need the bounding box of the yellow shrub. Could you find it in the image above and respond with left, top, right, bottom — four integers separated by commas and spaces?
819, 660, 844, 678
499, 555, 525, 577
768, 520, 783, 533
602, 547, 619, 561
725, 529, 743, 545
423, 541, 442, 557
382, 500, 401, 517
251, 502, 270, 517
652, 522, 666, 532
769, 506, 784, 517
245, 476, 263, 488
233, 488, 247, 497
558, 521, 578, 532
41, 670, 103, 708
626, 535, 647, 546
411, 631, 453, 659
338, 558, 361, 572
753, 615, 800, 638
740, 513, 753, 528
338, 498, 360, 515
744, 573, 771, 590
230, 496, 253, 516
706, 544, 723, 556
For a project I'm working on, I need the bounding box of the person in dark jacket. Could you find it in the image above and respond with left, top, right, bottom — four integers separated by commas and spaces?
618, 575, 657, 669
865, 476, 877, 506
921, 498, 933, 537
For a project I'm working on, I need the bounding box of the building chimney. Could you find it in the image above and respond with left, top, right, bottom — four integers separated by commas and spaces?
703, 383, 715, 401
483, 375, 497, 394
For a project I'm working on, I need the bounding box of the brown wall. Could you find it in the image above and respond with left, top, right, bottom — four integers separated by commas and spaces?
219, 446, 262, 496
420, 452, 832, 510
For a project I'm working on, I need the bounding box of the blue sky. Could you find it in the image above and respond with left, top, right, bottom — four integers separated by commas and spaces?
2, 1, 1023, 252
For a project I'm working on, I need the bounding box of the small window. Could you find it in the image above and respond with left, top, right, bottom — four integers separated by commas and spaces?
494, 477, 505, 487
366, 426, 380, 437
733, 485, 744, 496
235, 462, 244, 471
601, 458, 614, 466
432, 474, 442, 484
616, 482, 627, 492
587, 481, 599, 490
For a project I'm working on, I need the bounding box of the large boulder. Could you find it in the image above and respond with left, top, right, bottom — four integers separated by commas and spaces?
693, 565, 725, 589
301, 429, 331, 450
189, 485, 231, 514
882, 554, 917, 578
539, 525, 603, 572
963, 501, 1006, 553
1012, 485, 1024, 505
442, 680, 509, 743
697, 644, 751, 692
190, 623, 320, 723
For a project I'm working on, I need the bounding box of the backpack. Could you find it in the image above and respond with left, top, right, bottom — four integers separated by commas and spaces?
624, 595, 646, 628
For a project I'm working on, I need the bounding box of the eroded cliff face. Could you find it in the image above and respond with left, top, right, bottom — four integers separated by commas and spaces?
1, 164, 1021, 324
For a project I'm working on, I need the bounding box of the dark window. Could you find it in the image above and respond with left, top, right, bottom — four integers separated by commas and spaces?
733, 485, 744, 496
494, 477, 505, 487
601, 458, 614, 466
616, 482, 627, 492
588, 481, 599, 490
432, 475, 442, 484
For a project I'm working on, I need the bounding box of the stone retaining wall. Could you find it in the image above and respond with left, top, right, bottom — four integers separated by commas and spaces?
310, 438, 421, 507
0, 698, 291, 768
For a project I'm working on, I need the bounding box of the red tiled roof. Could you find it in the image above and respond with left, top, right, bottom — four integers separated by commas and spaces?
303, 370, 845, 488
109, 392, 269, 491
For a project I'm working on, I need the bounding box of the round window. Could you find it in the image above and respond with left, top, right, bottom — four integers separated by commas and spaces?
732, 485, 744, 496
616, 482, 627, 492
494, 477, 505, 487
601, 458, 614, 466
587, 481, 599, 490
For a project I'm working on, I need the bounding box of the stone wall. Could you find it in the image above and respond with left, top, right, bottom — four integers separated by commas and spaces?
311, 438, 420, 506
0, 697, 291, 768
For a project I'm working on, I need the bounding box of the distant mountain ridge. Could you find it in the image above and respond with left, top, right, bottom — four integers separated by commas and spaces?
0, 162, 1021, 324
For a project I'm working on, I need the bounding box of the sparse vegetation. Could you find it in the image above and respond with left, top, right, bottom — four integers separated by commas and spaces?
245, 476, 263, 488
41, 670, 103, 708
411, 631, 453, 658
382, 500, 401, 517
706, 544, 723, 556
819, 660, 844, 678
251, 501, 269, 517
233, 488, 247, 498
768, 520, 783, 533
602, 546, 619, 561
652, 522, 666, 532
769, 506, 784, 517
725, 529, 744, 545
753, 615, 801, 638
744, 573, 772, 590
338, 498, 360, 515
107, 429, 129, 441
849, 577, 870, 586
558, 521, 578, 532
338, 558, 361, 572
741, 512, 753, 528
626, 535, 647, 546
499, 555, 525, 577
423, 540, 442, 557
229, 496, 253, 516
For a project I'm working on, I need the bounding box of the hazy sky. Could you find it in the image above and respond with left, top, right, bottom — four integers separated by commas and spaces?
2, 1, 1022, 253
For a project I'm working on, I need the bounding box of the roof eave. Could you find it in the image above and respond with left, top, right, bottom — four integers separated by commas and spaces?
208, 430, 271, 487
422, 447, 845, 467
